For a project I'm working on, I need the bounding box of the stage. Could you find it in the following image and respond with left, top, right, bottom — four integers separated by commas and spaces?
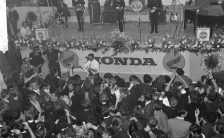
20, 21, 219, 82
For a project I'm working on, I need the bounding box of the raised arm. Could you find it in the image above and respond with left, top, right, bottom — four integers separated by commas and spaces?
165, 72, 176, 92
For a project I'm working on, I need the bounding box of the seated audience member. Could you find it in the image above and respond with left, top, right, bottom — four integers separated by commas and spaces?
19, 21, 31, 38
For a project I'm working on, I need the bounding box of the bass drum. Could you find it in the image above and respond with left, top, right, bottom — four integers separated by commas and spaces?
59, 50, 79, 68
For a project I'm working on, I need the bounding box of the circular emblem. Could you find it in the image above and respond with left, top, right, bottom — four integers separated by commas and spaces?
131, 0, 143, 12
163, 49, 185, 72
37, 32, 45, 40
199, 31, 208, 39
59, 51, 79, 68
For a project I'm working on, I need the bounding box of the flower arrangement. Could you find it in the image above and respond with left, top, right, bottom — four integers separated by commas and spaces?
201, 54, 223, 72
14, 30, 224, 55
111, 29, 131, 55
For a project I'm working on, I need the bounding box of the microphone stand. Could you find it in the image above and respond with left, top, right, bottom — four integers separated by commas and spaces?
82, 7, 86, 41
91, 2, 97, 42
137, 11, 142, 41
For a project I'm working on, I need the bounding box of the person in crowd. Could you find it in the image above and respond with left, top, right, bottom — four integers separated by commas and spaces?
113, 0, 125, 32
45, 43, 62, 76
77, 53, 100, 78
56, 0, 70, 27
29, 46, 44, 73
72, 0, 85, 31
148, 0, 163, 33
7, 4, 19, 37
41, 51, 50, 79
19, 21, 32, 38
189, 124, 206, 138
167, 107, 191, 138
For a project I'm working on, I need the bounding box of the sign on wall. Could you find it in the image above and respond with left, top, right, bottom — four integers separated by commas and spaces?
0, 0, 8, 53
61, 49, 191, 76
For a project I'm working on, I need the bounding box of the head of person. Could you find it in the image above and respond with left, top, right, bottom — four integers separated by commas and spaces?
143, 74, 152, 84
29, 78, 39, 91
129, 75, 141, 85
50, 67, 59, 76
1, 89, 10, 100
23, 57, 30, 64
203, 111, 218, 124
148, 116, 158, 128
153, 100, 163, 111
176, 107, 188, 118
68, 80, 75, 91
88, 53, 95, 61
116, 77, 125, 88
215, 121, 224, 135
219, 102, 224, 115
103, 73, 113, 83
144, 92, 153, 102
8, 4, 13, 11
169, 97, 178, 108
22, 21, 27, 28
189, 124, 202, 137
41, 80, 50, 93
176, 68, 185, 76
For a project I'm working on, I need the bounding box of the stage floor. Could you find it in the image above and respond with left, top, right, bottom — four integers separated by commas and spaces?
47, 21, 196, 42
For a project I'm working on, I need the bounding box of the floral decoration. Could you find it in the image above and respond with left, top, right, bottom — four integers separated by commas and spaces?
14, 30, 224, 56
201, 54, 223, 72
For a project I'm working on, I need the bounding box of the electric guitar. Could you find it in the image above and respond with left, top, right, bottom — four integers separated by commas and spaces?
75, 4, 85, 11
150, 7, 162, 14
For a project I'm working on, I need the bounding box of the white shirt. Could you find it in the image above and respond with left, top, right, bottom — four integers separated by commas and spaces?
83, 59, 99, 74
145, 100, 151, 107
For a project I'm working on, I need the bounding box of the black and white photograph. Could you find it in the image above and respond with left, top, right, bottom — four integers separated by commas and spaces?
0, 0, 224, 137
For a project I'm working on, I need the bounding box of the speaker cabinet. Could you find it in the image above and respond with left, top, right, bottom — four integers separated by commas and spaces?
88, 1, 101, 24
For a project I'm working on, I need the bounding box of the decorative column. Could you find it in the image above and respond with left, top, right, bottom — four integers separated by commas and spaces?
0, 0, 8, 53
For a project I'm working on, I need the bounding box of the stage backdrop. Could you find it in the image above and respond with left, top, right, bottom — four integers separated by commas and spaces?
0, 0, 8, 53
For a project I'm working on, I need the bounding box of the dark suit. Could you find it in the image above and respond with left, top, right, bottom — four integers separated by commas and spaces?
72, 0, 85, 31
8, 9, 19, 36
143, 101, 154, 120
57, 3, 70, 26
113, 0, 125, 32
148, 0, 163, 33
29, 51, 44, 72
45, 49, 61, 76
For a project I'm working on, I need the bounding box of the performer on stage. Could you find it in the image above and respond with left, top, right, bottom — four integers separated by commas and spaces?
77, 53, 100, 78
113, 0, 125, 32
148, 0, 163, 33
72, 0, 85, 31
56, 0, 71, 27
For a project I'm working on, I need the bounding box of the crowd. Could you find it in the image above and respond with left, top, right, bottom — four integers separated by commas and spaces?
0, 40, 224, 138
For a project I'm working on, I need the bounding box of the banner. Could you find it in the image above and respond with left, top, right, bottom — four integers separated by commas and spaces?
66, 49, 191, 77
0, 0, 8, 53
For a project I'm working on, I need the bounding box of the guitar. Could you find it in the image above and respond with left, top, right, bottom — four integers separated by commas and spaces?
150, 7, 162, 14
75, 4, 85, 11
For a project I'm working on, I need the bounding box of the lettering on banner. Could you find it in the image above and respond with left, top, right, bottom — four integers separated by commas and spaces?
85, 56, 157, 66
